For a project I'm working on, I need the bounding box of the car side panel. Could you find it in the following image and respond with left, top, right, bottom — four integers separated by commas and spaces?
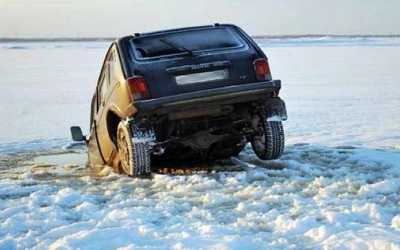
94, 45, 114, 164
96, 43, 137, 164
87, 127, 105, 166
87, 93, 106, 166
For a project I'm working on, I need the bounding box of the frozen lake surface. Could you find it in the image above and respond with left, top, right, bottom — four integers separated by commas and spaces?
0, 37, 399, 249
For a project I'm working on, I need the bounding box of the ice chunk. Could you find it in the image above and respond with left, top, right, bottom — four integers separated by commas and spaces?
54, 188, 82, 208
392, 215, 400, 231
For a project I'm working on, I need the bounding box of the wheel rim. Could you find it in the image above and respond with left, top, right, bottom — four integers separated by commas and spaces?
117, 128, 131, 174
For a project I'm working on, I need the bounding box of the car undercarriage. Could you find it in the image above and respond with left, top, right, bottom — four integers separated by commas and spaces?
129, 97, 286, 165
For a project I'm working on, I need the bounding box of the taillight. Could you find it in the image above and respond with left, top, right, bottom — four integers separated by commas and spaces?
253, 58, 271, 81
127, 76, 150, 100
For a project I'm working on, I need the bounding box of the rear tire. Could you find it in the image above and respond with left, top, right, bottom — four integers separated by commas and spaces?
117, 121, 151, 177
250, 115, 284, 160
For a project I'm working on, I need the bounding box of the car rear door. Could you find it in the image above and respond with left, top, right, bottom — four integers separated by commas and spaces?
127, 26, 263, 99
135, 51, 258, 99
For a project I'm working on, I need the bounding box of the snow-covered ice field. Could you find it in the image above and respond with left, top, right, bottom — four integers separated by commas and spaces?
0, 37, 399, 249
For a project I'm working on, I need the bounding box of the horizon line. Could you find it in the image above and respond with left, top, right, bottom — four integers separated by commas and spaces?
1, 34, 400, 43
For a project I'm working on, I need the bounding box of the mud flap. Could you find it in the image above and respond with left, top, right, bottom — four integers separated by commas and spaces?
265, 97, 288, 121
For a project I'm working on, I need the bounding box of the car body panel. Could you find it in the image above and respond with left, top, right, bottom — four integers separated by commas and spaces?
89, 43, 138, 165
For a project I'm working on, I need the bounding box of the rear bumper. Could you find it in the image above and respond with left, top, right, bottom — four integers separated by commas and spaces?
135, 80, 281, 114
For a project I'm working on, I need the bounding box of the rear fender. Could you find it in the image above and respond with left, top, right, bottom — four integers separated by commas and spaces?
265, 97, 287, 121
105, 104, 138, 148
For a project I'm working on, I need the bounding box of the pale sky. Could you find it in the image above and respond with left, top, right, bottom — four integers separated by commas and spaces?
1, 0, 399, 38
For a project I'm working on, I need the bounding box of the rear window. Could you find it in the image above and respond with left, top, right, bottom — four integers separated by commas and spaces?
129, 26, 245, 60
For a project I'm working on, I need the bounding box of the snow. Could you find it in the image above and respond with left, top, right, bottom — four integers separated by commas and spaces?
0, 145, 399, 249
0, 37, 400, 249
393, 215, 400, 231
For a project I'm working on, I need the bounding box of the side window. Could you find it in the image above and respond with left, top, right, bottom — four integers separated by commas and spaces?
109, 45, 125, 87
100, 67, 109, 101
108, 48, 118, 86
97, 50, 112, 108
96, 44, 122, 112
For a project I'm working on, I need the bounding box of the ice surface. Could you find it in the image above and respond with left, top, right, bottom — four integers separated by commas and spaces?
1, 38, 400, 149
0, 38, 400, 249
0, 145, 399, 249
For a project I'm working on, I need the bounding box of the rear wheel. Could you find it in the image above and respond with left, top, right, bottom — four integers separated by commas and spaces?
117, 121, 151, 177
250, 114, 284, 160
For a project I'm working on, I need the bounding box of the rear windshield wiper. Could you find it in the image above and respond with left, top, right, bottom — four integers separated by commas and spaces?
159, 38, 195, 57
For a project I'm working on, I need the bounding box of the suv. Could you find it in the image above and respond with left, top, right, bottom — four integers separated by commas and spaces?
71, 24, 287, 176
